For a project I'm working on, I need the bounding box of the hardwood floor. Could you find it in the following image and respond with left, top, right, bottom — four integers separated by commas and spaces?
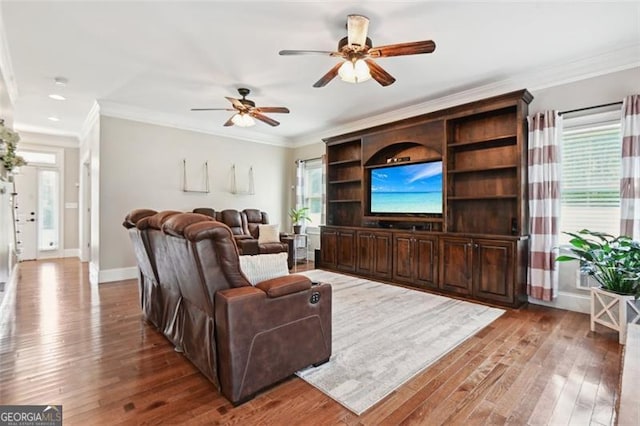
0, 259, 623, 425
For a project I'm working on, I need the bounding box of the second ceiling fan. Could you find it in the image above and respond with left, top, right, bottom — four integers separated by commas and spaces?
279, 14, 436, 87
190, 88, 289, 127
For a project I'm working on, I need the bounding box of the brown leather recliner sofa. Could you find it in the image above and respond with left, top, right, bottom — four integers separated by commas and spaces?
124, 210, 332, 405
194, 208, 295, 269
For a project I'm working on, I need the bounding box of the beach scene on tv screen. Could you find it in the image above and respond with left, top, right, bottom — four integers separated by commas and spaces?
371, 162, 443, 214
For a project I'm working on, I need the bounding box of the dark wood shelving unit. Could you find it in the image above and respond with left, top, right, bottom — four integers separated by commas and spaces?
320, 90, 533, 308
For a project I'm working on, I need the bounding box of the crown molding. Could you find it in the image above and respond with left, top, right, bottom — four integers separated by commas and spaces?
290, 43, 640, 147
79, 101, 100, 142
98, 100, 295, 148
18, 131, 79, 148
0, 6, 18, 105
13, 123, 81, 141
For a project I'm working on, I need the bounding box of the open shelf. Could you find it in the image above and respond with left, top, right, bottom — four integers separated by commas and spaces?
448, 165, 517, 174
448, 134, 516, 149
328, 159, 361, 166
448, 195, 518, 200
329, 178, 361, 185
329, 199, 361, 204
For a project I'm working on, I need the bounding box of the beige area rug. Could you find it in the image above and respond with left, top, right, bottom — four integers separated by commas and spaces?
297, 270, 505, 415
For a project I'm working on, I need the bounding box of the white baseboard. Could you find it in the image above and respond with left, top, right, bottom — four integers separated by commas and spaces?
98, 266, 137, 284
64, 248, 80, 258
89, 262, 99, 286
528, 290, 591, 314
0, 263, 19, 327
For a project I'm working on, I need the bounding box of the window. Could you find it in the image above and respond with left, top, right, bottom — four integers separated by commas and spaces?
302, 159, 323, 228
559, 113, 621, 243
16, 150, 57, 165
38, 169, 59, 251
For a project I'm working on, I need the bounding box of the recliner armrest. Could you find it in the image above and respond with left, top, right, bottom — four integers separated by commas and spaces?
255, 274, 312, 298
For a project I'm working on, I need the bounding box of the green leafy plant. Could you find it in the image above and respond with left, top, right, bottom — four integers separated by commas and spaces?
556, 229, 640, 298
0, 119, 26, 173
288, 207, 311, 225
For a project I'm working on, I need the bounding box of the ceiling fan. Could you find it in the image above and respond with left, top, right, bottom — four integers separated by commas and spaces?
190, 88, 290, 127
279, 14, 436, 87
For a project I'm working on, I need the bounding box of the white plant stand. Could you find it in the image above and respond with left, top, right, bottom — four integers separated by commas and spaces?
590, 286, 640, 344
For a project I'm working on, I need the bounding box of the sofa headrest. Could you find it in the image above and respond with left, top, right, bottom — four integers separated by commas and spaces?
143, 210, 182, 230
182, 220, 235, 242
122, 208, 157, 229
219, 209, 243, 227
163, 212, 214, 237
192, 207, 216, 218
243, 209, 264, 224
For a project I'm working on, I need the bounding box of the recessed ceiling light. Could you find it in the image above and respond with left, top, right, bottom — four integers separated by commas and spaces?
54, 77, 68, 86
48, 116, 60, 122
48, 94, 66, 101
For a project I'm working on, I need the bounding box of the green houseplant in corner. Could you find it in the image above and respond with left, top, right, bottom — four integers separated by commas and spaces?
557, 229, 640, 344
556, 229, 640, 298
288, 206, 311, 234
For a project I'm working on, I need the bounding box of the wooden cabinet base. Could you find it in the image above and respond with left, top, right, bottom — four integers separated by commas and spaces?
321, 226, 527, 308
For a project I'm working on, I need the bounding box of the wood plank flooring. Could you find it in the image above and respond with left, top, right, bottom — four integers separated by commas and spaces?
0, 259, 623, 425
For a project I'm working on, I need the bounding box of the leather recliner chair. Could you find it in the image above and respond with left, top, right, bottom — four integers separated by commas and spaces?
123, 208, 161, 327
162, 213, 332, 404
215, 208, 294, 269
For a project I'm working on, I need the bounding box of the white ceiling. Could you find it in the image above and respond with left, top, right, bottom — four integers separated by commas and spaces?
1, 1, 639, 146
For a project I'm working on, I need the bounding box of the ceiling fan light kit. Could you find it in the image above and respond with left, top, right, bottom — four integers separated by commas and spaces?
231, 112, 255, 127
190, 88, 289, 128
279, 14, 436, 88
338, 59, 371, 83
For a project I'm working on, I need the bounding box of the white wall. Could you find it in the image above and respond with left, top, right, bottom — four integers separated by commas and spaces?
527, 66, 640, 313
98, 115, 291, 281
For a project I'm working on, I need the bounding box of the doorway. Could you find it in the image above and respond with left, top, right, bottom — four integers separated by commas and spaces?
13, 148, 64, 261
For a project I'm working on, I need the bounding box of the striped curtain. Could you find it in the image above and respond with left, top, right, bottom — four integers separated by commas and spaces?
620, 95, 640, 239
527, 111, 562, 301
321, 154, 327, 226
295, 160, 305, 232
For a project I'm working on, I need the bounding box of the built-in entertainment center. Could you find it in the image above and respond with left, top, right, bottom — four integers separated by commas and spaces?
320, 90, 533, 308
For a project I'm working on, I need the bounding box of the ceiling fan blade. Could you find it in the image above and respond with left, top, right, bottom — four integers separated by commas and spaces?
364, 59, 396, 87
255, 107, 290, 114
225, 97, 247, 111
369, 40, 436, 58
251, 112, 280, 127
313, 62, 343, 88
223, 116, 235, 127
347, 14, 369, 47
279, 50, 336, 56
191, 108, 235, 111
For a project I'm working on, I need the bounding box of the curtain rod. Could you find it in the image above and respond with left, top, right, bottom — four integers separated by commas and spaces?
559, 101, 622, 116
295, 156, 322, 164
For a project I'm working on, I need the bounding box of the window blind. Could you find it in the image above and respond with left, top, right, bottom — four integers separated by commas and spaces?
560, 122, 621, 240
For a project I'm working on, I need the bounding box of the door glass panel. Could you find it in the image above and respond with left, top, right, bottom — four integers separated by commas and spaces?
38, 170, 59, 251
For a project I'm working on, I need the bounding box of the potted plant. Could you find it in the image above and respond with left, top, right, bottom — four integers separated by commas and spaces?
557, 229, 640, 343
288, 207, 311, 234
557, 229, 640, 298
0, 119, 26, 179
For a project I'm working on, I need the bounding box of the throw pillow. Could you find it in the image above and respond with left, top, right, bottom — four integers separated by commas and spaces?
239, 252, 289, 285
258, 224, 280, 244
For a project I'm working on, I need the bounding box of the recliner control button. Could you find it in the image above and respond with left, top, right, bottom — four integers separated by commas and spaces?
310, 292, 320, 304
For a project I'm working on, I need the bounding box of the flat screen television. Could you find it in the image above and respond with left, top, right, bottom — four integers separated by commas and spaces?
369, 160, 443, 215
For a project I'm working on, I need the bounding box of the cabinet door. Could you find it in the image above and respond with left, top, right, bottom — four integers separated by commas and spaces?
393, 233, 414, 284
337, 230, 356, 272
371, 232, 392, 279
439, 237, 473, 295
473, 239, 514, 304
320, 228, 337, 269
357, 231, 374, 275
414, 235, 438, 289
